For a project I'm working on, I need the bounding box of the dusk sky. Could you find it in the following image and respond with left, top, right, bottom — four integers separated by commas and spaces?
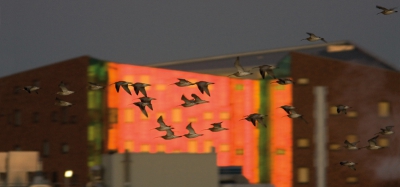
0, 1, 399, 77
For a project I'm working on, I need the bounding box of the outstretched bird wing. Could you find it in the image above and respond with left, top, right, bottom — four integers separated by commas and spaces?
234, 57, 245, 73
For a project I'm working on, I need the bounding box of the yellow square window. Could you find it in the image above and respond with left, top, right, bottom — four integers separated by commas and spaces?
204, 140, 213, 153
219, 112, 230, 120
297, 167, 309, 183
188, 140, 198, 153
125, 109, 134, 123
204, 112, 213, 120
172, 108, 182, 122
378, 102, 390, 117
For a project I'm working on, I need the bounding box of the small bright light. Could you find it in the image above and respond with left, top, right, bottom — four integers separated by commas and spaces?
64, 170, 73, 178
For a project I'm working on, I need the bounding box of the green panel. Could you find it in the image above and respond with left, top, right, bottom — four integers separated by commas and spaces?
258, 79, 271, 183
87, 58, 108, 169
259, 54, 292, 183
275, 55, 291, 78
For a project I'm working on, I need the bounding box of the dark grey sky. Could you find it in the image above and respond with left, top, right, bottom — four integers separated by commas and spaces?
0, 1, 399, 77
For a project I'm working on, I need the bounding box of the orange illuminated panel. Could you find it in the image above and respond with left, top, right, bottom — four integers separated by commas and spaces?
270, 81, 293, 187
105, 62, 263, 183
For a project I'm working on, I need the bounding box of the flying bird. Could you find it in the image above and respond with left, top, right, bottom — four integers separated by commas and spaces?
180, 95, 197, 107
133, 102, 149, 118
131, 82, 151, 97
285, 110, 308, 124
360, 135, 383, 150
109, 81, 133, 95
228, 57, 253, 77
88, 82, 105, 90
57, 81, 75, 95
183, 123, 204, 138
278, 105, 296, 114
376, 5, 398, 15
16, 86, 40, 94
337, 105, 351, 114
205, 122, 229, 132
152, 116, 174, 131
241, 113, 267, 127
252, 65, 277, 79
340, 161, 357, 171
191, 94, 209, 104
137, 97, 156, 110
301, 32, 327, 43
171, 78, 195, 87
375, 126, 394, 135
161, 129, 182, 140
195, 81, 214, 96
55, 97, 72, 107
344, 140, 360, 150
271, 78, 294, 85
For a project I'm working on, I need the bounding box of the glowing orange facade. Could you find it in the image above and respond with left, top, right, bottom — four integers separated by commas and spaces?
88, 60, 292, 185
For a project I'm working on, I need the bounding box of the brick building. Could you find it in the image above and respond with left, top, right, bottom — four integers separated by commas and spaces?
0, 41, 399, 187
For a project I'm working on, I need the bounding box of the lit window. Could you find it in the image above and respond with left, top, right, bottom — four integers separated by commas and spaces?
220, 144, 229, 152
123, 75, 134, 83
329, 106, 338, 115
378, 102, 390, 117
43, 141, 50, 156
378, 138, 389, 147
14, 110, 21, 126
346, 135, 358, 143
346, 111, 358, 117
346, 177, 358, 183
297, 78, 309, 85
203, 112, 213, 120
32, 112, 39, 123
124, 109, 133, 123
204, 140, 213, 153
219, 112, 230, 120
327, 45, 355, 53
274, 85, 285, 90
236, 149, 244, 155
156, 84, 166, 91
235, 84, 243, 90
140, 144, 150, 152
108, 108, 118, 124
124, 141, 133, 152
329, 144, 341, 150
297, 138, 309, 148
297, 167, 309, 183
140, 75, 150, 84
156, 144, 165, 152
156, 113, 166, 119
188, 117, 197, 122
172, 108, 181, 122
276, 149, 285, 155
61, 143, 69, 154
188, 140, 198, 153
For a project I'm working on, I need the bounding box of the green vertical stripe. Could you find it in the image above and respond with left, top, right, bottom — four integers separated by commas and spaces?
88, 58, 108, 168
259, 79, 272, 183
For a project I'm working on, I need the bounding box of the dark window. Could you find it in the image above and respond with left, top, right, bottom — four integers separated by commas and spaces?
51, 111, 58, 122
33, 80, 41, 87
14, 110, 21, 126
32, 112, 39, 123
108, 108, 118, 124
43, 141, 50, 157
14, 145, 21, 151
61, 108, 68, 124
13, 86, 20, 94
70, 115, 77, 124
61, 143, 69, 154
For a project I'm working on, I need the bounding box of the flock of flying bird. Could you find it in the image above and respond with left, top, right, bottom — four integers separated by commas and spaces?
14, 4, 397, 177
